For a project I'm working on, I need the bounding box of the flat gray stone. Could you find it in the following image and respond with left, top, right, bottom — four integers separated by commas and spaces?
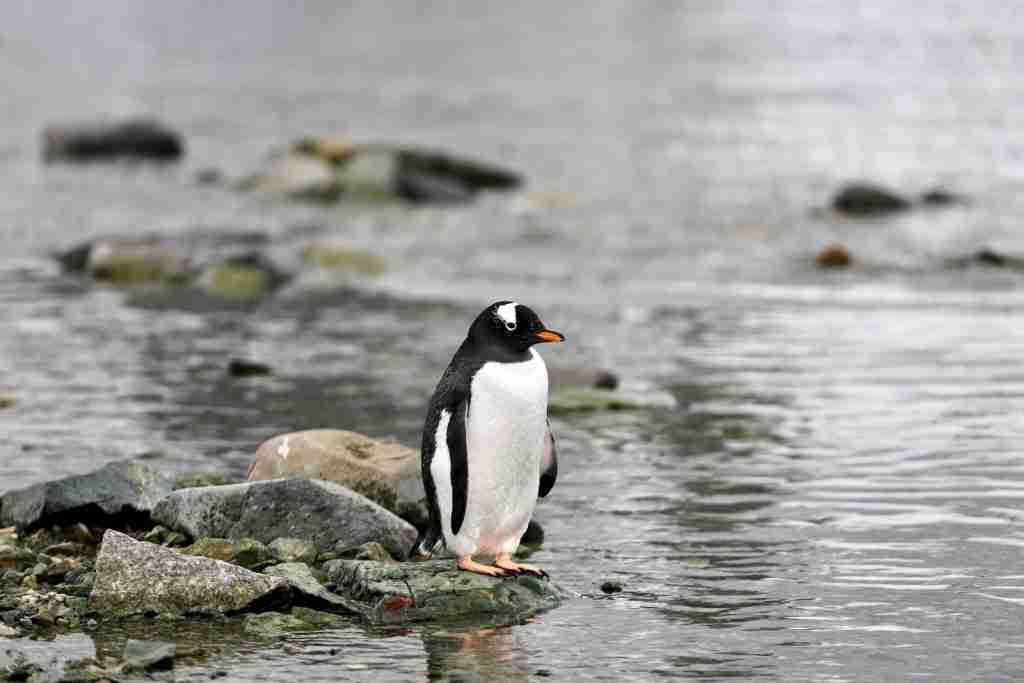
89, 530, 290, 617
152, 478, 416, 559
0, 461, 173, 531
123, 639, 175, 671
323, 559, 566, 625
262, 562, 360, 613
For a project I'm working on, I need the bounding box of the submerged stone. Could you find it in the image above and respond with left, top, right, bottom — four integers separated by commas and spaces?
831, 182, 911, 216
242, 611, 314, 638
152, 478, 417, 559
247, 431, 428, 527
89, 530, 290, 617
547, 387, 678, 415
123, 639, 175, 672
0, 460, 173, 532
323, 559, 565, 625
42, 118, 184, 162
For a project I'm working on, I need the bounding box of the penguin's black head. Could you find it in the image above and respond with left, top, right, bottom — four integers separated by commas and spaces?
468, 301, 565, 354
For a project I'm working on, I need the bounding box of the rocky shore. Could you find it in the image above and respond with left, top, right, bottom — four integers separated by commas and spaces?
0, 434, 569, 680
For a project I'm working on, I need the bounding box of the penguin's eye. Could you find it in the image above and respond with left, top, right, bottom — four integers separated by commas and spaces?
504, 321, 517, 331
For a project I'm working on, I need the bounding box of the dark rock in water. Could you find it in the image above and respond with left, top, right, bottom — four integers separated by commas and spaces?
248, 430, 427, 528
831, 182, 911, 216
395, 168, 475, 203
0, 460, 173, 532
152, 478, 417, 560
920, 188, 966, 207
322, 559, 565, 625
947, 248, 1024, 270
262, 562, 360, 613
123, 639, 175, 672
816, 244, 852, 268
0, 395, 14, 410
42, 118, 184, 162
243, 611, 315, 638
548, 367, 620, 391
600, 579, 624, 594
227, 359, 272, 378
196, 251, 290, 300
397, 148, 522, 193
89, 530, 291, 617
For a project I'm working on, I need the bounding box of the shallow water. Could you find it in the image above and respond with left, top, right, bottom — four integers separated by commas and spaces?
4, 1, 1024, 680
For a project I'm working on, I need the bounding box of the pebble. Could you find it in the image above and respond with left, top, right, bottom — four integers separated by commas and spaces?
600, 580, 624, 594
816, 244, 852, 268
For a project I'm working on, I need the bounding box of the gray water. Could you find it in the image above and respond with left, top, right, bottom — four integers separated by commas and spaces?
3, 1, 1024, 680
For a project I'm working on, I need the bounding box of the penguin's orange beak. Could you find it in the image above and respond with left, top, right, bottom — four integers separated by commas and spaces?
534, 329, 565, 343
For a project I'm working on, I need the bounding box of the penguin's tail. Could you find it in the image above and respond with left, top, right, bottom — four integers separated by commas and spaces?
409, 524, 442, 561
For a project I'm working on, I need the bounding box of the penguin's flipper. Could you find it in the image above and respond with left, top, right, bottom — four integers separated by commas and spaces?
446, 398, 471, 535
539, 419, 558, 498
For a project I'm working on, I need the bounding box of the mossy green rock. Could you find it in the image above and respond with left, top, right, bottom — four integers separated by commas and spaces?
181, 538, 272, 570
268, 537, 317, 565
323, 560, 566, 625
243, 611, 315, 637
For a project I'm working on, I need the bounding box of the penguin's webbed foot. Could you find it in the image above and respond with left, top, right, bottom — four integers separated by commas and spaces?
457, 555, 512, 578
495, 553, 548, 578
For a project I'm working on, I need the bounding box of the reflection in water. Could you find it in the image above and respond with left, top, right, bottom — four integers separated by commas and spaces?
423, 625, 532, 683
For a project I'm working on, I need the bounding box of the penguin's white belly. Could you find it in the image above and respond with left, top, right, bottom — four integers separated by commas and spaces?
453, 350, 548, 556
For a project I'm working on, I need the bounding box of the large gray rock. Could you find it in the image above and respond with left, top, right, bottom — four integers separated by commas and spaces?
0, 461, 173, 531
89, 530, 290, 617
43, 118, 184, 162
323, 559, 565, 625
247, 430, 427, 527
152, 478, 417, 559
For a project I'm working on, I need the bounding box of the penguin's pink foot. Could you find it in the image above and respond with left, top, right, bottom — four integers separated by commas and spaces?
457, 555, 511, 577
495, 553, 548, 578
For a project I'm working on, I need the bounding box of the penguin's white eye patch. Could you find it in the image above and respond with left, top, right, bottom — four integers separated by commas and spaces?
495, 301, 518, 327
505, 321, 517, 331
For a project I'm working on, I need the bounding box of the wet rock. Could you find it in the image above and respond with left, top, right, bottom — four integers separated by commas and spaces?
42, 118, 184, 163
547, 387, 678, 415
0, 460, 173, 532
0, 395, 15, 410
262, 562, 359, 612
290, 606, 347, 628
0, 623, 16, 638
301, 244, 387, 275
548, 367, 620, 391
0, 547, 36, 572
396, 147, 522, 197
173, 472, 231, 490
243, 611, 314, 638
227, 359, 272, 377
268, 538, 317, 565
831, 182, 911, 216
236, 153, 342, 202
196, 252, 290, 300
816, 244, 852, 268
322, 559, 565, 625
335, 541, 395, 563
920, 188, 966, 207
152, 478, 417, 560
181, 538, 273, 570
947, 247, 1024, 269
247, 430, 427, 527
123, 639, 175, 672
89, 530, 290, 617
600, 580, 624, 594
56, 237, 191, 284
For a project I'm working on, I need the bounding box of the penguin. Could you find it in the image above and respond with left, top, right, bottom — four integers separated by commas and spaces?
411, 301, 563, 577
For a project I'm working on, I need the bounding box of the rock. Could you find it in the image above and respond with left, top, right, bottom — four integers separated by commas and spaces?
56, 237, 191, 284
396, 147, 522, 195
0, 395, 14, 410
0, 460, 173, 532
920, 188, 966, 207
247, 430, 427, 527
196, 252, 290, 300
600, 580, 624, 594
268, 538, 317, 565
323, 559, 565, 625
123, 639, 175, 672
262, 562, 359, 612
947, 247, 1024, 269
548, 367, 619, 391
816, 244, 852, 268
831, 182, 911, 216
152, 478, 417, 560
243, 611, 314, 638
335, 541, 394, 563
89, 530, 290, 617
236, 153, 342, 202
0, 623, 16, 638
301, 244, 386, 275
547, 387, 678, 415
195, 167, 223, 185
173, 472, 231, 490
181, 538, 273, 570
227, 359, 272, 377
42, 118, 184, 162
290, 606, 347, 628
0, 547, 36, 572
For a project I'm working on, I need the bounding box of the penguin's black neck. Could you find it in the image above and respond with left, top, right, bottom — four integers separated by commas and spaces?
458, 333, 532, 365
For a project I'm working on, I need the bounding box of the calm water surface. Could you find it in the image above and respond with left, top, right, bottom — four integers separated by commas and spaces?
3, 1, 1024, 680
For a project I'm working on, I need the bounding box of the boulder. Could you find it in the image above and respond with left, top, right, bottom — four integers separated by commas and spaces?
152, 478, 417, 559
42, 118, 184, 162
247, 430, 427, 527
831, 182, 911, 216
0, 460, 173, 532
262, 562, 359, 613
323, 559, 564, 625
89, 530, 290, 617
